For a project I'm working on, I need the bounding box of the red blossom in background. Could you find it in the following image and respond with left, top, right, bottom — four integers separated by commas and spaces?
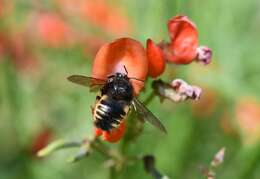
0, 34, 5, 59
80, 0, 132, 36
0, 32, 38, 72
0, 0, 3, 17
56, 0, 132, 36
32, 13, 74, 47
0, 0, 13, 18
235, 98, 260, 145
30, 128, 53, 155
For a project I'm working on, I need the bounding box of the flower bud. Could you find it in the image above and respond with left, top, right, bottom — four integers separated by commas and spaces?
171, 79, 202, 101
152, 79, 202, 103
196, 46, 212, 65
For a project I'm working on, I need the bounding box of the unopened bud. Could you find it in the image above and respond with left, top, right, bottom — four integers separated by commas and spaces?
196, 46, 212, 65
152, 79, 202, 103
171, 79, 202, 101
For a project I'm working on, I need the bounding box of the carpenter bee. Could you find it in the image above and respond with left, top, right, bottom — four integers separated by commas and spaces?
67, 67, 166, 133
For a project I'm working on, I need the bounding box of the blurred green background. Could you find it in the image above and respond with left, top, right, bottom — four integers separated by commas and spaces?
1, 0, 260, 179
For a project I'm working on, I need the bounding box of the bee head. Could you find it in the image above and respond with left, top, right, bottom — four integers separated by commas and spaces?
104, 73, 133, 101
107, 73, 128, 82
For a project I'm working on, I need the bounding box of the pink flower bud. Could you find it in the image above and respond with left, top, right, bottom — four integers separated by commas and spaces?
171, 79, 202, 101
196, 46, 212, 65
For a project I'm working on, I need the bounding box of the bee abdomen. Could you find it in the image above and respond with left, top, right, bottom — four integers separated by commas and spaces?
94, 96, 128, 131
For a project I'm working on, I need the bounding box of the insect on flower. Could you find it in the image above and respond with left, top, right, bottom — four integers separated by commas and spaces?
67, 66, 167, 141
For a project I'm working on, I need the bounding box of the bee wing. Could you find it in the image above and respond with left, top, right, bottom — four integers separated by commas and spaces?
132, 97, 167, 134
67, 75, 106, 89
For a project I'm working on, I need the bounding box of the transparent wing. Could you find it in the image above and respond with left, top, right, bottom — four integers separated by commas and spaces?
132, 97, 167, 134
67, 75, 106, 89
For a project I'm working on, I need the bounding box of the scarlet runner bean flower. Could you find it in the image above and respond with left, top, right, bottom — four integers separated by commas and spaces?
145, 15, 212, 78
159, 15, 212, 65
235, 98, 260, 145
0, 32, 38, 72
92, 38, 148, 142
91, 15, 210, 141
31, 13, 74, 47
92, 37, 148, 95
56, 0, 132, 36
80, 0, 132, 36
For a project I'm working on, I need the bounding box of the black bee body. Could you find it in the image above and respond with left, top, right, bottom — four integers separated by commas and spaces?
93, 73, 133, 131
67, 71, 167, 134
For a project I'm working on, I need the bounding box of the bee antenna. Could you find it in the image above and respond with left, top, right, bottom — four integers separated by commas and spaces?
123, 65, 128, 75
129, 77, 144, 83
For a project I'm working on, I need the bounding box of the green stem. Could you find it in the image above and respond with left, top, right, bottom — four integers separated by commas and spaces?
93, 139, 114, 159
109, 166, 118, 179
143, 91, 156, 106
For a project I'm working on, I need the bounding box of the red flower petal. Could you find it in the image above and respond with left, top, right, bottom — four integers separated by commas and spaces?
92, 38, 148, 95
146, 39, 165, 78
164, 15, 198, 64
103, 121, 126, 143
94, 127, 103, 137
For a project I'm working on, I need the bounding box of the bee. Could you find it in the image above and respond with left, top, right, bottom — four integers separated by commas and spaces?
67, 67, 166, 133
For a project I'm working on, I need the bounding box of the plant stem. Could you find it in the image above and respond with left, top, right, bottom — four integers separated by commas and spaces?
143, 91, 156, 106
93, 139, 114, 159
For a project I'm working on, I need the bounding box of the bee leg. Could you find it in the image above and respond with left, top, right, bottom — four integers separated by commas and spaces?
96, 95, 101, 101
131, 101, 137, 111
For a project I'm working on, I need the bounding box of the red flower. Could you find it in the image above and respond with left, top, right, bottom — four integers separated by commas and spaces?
0, 32, 38, 72
161, 15, 212, 65
80, 0, 132, 36
235, 98, 260, 145
33, 13, 74, 47
30, 128, 53, 155
0, 0, 4, 17
0, 34, 5, 59
95, 121, 126, 143
92, 38, 148, 95
146, 39, 165, 78
91, 37, 150, 142
164, 15, 198, 64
